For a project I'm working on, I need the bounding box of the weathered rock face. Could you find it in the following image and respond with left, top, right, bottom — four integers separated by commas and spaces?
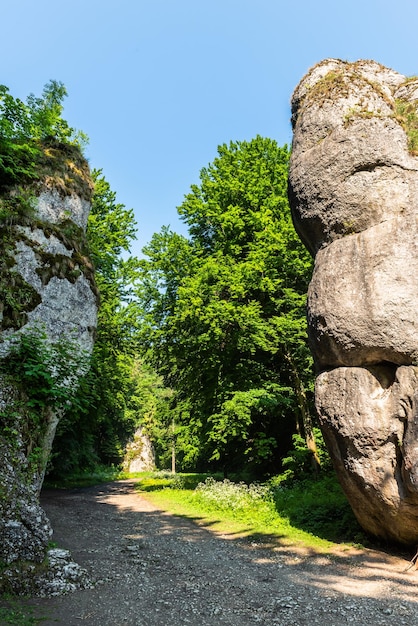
289, 59, 418, 544
123, 427, 156, 473
0, 146, 98, 590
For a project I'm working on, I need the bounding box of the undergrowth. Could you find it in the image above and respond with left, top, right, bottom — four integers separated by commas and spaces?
43, 464, 125, 489
0, 599, 46, 625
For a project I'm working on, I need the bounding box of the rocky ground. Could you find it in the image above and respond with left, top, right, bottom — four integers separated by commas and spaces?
9, 480, 418, 625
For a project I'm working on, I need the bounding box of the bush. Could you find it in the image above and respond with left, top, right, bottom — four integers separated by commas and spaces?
194, 477, 273, 513
270, 473, 364, 543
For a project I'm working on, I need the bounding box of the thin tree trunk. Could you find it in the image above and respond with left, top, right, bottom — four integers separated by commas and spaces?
171, 417, 176, 474
284, 351, 321, 471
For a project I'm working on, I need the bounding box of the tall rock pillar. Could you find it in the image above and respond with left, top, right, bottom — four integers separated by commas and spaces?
289, 59, 418, 544
0, 142, 98, 589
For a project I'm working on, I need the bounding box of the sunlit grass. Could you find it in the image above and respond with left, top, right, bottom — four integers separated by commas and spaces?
135, 471, 365, 552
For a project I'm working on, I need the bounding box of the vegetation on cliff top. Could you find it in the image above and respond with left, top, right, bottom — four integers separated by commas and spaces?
295, 61, 418, 157
0, 80, 88, 193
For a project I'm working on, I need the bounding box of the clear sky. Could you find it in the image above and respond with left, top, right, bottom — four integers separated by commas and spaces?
1, 0, 418, 257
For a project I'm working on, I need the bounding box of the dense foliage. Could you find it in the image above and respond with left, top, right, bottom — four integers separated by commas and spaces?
50, 170, 146, 473
50, 171, 174, 475
0, 82, 319, 481
138, 137, 315, 477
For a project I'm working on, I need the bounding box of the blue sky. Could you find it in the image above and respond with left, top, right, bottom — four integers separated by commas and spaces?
1, 0, 418, 257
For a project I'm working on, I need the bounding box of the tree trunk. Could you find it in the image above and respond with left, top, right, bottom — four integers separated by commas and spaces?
171, 417, 176, 474
284, 351, 321, 471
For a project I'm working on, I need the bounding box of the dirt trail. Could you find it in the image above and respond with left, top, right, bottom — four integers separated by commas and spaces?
21, 480, 418, 625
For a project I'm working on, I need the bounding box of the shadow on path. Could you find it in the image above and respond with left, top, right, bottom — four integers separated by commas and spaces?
20, 480, 418, 626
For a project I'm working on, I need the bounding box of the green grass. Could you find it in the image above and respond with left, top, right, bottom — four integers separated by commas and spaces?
44, 467, 367, 552
0, 600, 46, 625
133, 471, 220, 491
270, 474, 365, 543
135, 470, 366, 552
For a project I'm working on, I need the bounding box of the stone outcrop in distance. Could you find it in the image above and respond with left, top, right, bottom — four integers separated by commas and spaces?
123, 427, 156, 473
289, 59, 418, 544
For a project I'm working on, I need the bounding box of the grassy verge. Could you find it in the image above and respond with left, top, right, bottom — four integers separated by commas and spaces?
0, 600, 46, 625
135, 471, 366, 553
43, 467, 367, 552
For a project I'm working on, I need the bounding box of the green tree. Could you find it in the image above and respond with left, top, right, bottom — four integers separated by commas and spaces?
50, 170, 144, 472
138, 137, 315, 476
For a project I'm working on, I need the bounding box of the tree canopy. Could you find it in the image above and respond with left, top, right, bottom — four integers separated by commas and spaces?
138, 136, 314, 476
0, 80, 318, 480
50, 170, 145, 473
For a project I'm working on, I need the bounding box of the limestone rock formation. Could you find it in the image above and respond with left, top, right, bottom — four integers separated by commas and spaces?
123, 427, 156, 473
0, 144, 98, 590
289, 59, 418, 544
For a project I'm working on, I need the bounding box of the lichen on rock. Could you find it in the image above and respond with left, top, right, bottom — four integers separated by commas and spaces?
289, 59, 418, 544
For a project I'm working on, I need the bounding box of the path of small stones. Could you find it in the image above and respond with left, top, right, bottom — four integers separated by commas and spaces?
26, 480, 418, 625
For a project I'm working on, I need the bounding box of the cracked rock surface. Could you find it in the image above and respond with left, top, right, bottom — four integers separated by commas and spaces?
0, 143, 98, 590
18, 480, 418, 626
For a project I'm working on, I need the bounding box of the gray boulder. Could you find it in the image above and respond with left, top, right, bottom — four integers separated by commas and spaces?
289, 59, 418, 543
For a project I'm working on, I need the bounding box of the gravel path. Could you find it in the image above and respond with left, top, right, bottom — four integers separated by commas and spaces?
23, 480, 418, 625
